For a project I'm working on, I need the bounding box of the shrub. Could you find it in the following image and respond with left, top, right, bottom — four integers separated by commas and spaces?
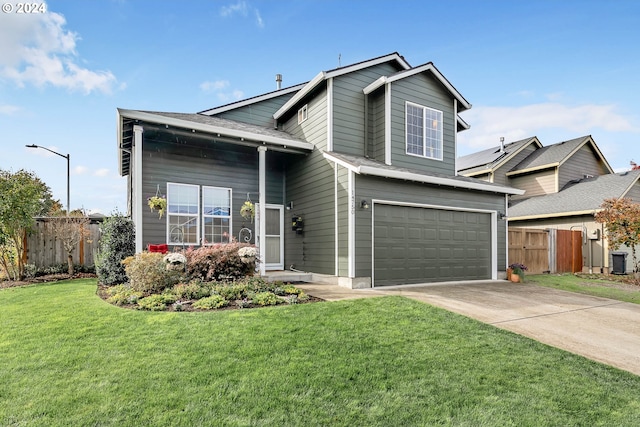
96, 214, 135, 286
35, 263, 95, 276
106, 284, 143, 306
252, 291, 280, 306
171, 281, 210, 300
122, 252, 182, 295
212, 283, 246, 301
193, 295, 228, 310
183, 243, 255, 282
137, 294, 168, 311
23, 264, 37, 278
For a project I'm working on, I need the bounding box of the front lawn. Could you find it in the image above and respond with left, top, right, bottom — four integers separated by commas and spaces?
2, 279, 640, 426
528, 273, 640, 304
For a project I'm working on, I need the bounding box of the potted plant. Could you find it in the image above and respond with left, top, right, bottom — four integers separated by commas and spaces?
240, 201, 255, 222
508, 263, 527, 282
148, 195, 167, 219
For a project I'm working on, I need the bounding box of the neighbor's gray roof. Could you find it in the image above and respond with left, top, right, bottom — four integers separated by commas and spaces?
326, 151, 523, 195
457, 137, 539, 174
509, 136, 591, 172
509, 169, 640, 219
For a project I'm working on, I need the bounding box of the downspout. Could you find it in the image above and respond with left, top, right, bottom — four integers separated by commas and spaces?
258, 146, 267, 276
133, 125, 144, 253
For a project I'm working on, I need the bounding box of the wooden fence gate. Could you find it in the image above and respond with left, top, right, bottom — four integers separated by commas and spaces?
555, 229, 583, 273
508, 228, 549, 274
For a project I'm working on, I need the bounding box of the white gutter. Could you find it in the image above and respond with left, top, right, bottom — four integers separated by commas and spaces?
117, 109, 314, 152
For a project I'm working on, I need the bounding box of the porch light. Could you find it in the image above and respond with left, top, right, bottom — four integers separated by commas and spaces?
360, 200, 370, 210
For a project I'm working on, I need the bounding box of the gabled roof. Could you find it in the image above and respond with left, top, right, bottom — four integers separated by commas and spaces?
324, 151, 524, 195
273, 52, 411, 120
507, 135, 613, 176
198, 83, 306, 116
509, 169, 640, 220
457, 137, 542, 176
362, 61, 471, 112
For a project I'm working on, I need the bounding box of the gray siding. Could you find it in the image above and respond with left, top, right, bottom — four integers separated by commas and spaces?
337, 165, 349, 276
625, 181, 640, 201
283, 150, 336, 274
213, 93, 296, 128
355, 175, 506, 277
389, 73, 456, 175
559, 144, 609, 190
495, 144, 539, 186
332, 62, 402, 156
369, 88, 386, 162
283, 86, 328, 150
140, 134, 287, 249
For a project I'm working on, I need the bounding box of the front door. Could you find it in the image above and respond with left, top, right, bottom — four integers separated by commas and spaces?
257, 204, 284, 270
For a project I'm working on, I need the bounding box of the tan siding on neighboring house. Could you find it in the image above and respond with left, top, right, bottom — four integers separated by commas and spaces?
495, 144, 539, 186
625, 181, 640, 202
510, 168, 556, 199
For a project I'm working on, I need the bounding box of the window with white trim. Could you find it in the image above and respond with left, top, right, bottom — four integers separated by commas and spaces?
202, 186, 232, 244
167, 183, 200, 245
297, 104, 308, 124
166, 183, 232, 245
406, 102, 443, 160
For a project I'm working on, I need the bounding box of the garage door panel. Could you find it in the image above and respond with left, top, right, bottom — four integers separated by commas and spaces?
374, 204, 491, 286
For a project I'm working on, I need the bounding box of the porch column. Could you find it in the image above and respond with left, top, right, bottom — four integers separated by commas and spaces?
258, 146, 267, 276
133, 125, 144, 253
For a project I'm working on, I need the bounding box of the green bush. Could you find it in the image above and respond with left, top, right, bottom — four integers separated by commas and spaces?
137, 294, 168, 311
122, 252, 182, 295
171, 281, 211, 300
106, 284, 143, 306
252, 291, 280, 306
96, 214, 135, 286
212, 283, 246, 301
35, 263, 95, 276
183, 243, 255, 282
193, 295, 228, 310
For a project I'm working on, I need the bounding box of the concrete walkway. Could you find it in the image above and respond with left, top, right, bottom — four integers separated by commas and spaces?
296, 280, 640, 376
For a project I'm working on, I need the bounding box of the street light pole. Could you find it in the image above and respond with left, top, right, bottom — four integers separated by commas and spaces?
25, 144, 70, 215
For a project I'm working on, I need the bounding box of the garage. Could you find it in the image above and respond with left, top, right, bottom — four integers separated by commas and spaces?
373, 204, 492, 287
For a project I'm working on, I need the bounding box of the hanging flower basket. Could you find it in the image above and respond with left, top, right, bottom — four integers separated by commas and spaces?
240, 201, 255, 222
148, 195, 167, 219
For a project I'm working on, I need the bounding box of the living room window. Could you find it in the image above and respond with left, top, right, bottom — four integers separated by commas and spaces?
166, 183, 232, 245
406, 102, 443, 160
202, 186, 232, 244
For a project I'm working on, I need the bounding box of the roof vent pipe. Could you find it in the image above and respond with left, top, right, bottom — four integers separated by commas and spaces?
500, 136, 505, 152
276, 74, 282, 90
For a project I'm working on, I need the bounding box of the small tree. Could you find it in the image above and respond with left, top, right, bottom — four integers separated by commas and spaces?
48, 212, 91, 275
594, 198, 640, 272
96, 213, 135, 286
0, 169, 56, 280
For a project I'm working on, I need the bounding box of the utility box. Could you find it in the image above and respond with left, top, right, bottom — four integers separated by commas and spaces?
611, 252, 627, 275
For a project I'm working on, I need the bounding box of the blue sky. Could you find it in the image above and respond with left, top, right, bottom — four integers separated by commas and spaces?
1, 0, 639, 214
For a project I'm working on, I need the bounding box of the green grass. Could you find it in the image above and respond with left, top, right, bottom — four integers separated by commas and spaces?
2, 279, 640, 426
528, 273, 640, 304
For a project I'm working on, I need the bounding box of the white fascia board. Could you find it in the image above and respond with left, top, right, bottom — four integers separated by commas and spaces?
117, 109, 314, 151
509, 210, 598, 221
117, 109, 125, 176
358, 165, 525, 195
457, 114, 470, 130
363, 76, 387, 94
323, 151, 360, 172
274, 53, 411, 120
273, 72, 326, 120
199, 84, 306, 115
505, 163, 559, 177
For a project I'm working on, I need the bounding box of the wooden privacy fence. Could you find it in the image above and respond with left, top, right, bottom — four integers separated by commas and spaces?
24, 218, 102, 268
508, 228, 549, 274
508, 227, 583, 274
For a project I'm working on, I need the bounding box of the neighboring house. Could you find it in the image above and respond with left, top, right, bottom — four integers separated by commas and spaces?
117, 52, 522, 288
459, 135, 636, 273
508, 170, 640, 273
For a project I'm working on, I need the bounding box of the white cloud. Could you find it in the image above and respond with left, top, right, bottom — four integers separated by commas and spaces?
199, 80, 229, 92
94, 168, 110, 177
220, 1, 264, 28
73, 165, 88, 175
458, 102, 637, 153
0, 104, 20, 115
0, 10, 117, 94
216, 90, 244, 103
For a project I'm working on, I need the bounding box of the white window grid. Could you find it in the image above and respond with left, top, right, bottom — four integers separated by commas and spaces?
405, 102, 443, 160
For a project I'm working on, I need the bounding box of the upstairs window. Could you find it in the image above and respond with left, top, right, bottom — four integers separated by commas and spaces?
406, 102, 443, 160
297, 104, 308, 124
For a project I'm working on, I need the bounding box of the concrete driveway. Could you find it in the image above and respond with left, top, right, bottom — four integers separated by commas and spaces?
297, 280, 640, 376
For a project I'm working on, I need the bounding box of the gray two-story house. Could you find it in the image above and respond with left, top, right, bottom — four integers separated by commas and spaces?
117, 52, 522, 287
